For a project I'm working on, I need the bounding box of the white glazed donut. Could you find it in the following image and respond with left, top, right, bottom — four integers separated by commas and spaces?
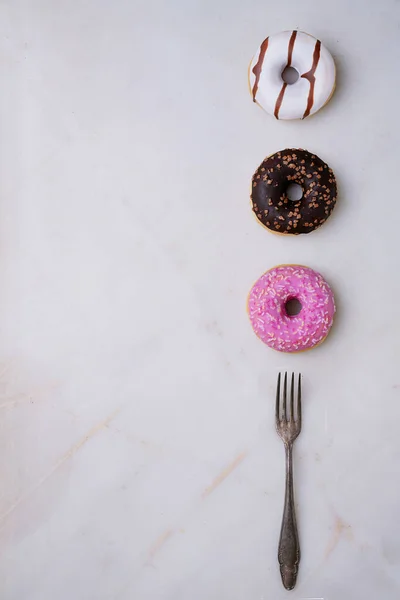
249, 30, 336, 120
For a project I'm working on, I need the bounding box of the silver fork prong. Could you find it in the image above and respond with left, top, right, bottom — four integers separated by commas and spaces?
297, 373, 302, 425
283, 372, 287, 421
276, 372, 281, 425
290, 372, 295, 421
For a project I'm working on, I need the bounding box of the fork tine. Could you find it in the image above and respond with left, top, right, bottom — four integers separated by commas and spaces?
283, 372, 287, 421
297, 373, 302, 425
290, 372, 295, 421
276, 372, 281, 423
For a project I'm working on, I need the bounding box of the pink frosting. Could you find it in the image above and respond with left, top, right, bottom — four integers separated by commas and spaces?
247, 265, 335, 352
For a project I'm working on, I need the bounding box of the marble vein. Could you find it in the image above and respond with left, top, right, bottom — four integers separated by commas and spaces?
0, 409, 120, 528
202, 452, 247, 499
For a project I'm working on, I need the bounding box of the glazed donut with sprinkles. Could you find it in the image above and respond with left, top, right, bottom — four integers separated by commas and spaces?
247, 265, 335, 353
249, 30, 336, 120
251, 148, 337, 235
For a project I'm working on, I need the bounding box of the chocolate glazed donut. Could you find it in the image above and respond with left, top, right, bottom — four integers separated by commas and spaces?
251, 149, 337, 234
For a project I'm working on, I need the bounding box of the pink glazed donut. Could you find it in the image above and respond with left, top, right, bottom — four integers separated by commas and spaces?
247, 265, 335, 352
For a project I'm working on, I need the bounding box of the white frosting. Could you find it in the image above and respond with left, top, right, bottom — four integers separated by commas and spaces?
249, 30, 336, 120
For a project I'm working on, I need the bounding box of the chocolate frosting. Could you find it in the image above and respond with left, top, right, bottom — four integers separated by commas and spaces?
251, 149, 337, 234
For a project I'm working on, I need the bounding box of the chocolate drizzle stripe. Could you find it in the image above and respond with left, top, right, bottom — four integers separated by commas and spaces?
274, 30, 297, 119
251, 37, 269, 102
274, 83, 287, 119
301, 40, 321, 119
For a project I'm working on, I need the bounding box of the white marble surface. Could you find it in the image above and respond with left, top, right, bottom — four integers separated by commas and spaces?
0, 1, 400, 598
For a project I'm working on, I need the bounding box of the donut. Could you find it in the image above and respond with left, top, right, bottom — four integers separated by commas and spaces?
247, 265, 335, 353
251, 149, 337, 235
249, 30, 336, 120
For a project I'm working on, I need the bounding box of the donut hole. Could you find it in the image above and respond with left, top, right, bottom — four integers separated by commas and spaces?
286, 183, 303, 202
281, 66, 299, 85
285, 297, 302, 317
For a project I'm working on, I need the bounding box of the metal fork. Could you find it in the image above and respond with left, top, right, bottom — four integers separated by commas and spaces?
275, 372, 302, 590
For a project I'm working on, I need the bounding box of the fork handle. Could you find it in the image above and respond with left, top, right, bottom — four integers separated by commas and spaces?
278, 443, 300, 590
